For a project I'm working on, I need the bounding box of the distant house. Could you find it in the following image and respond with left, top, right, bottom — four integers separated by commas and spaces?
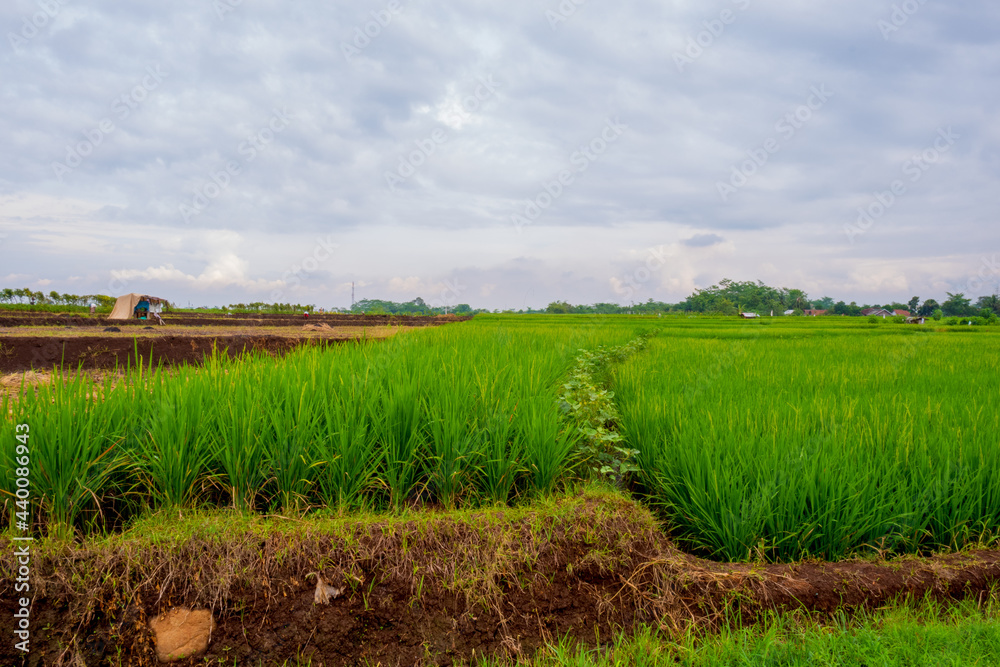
905, 316, 926, 324
893, 309, 911, 317
803, 309, 827, 316
783, 309, 795, 316
740, 312, 759, 319
861, 308, 894, 318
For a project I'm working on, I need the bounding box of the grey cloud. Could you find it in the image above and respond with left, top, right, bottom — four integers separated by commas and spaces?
682, 233, 724, 248
0, 0, 997, 308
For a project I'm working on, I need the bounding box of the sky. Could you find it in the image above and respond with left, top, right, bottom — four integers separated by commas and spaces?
1, 0, 998, 311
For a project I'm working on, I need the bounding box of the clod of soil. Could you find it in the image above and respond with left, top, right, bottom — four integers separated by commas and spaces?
103, 326, 121, 332
148, 607, 215, 662
0, 334, 352, 373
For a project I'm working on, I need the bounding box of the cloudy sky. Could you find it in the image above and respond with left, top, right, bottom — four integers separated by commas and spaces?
1, 0, 997, 310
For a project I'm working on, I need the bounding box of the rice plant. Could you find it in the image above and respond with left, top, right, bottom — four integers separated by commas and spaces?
16, 370, 125, 538
316, 377, 379, 512
0, 315, 657, 534
615, 324, 1000, 561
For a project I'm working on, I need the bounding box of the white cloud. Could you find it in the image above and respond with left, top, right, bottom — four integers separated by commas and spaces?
110, 254, 283, 291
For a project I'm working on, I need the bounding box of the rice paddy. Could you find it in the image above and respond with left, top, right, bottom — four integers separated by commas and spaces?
614, 318, 1000, 561
0, 315, 649, 536
3, 315, 999, 557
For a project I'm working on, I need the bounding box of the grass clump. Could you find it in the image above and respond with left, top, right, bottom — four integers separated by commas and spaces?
486, 593, 1000, 667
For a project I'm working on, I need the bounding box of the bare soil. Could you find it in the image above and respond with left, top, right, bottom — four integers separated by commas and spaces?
0, 314, 469, 374
0, 334, 358, 374
0, 313, 471, 328
1, 493, 999, 666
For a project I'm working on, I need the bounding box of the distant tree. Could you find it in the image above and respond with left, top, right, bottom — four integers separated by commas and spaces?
908, 296, 920, 313
786, 288, 810, 311
546, 301, 573, 314
918, 299, 940, 317
932, 308, 943, 321
976, 294, 1000, 315
814, 296, 835, 310
832, 300, 862, 316
941, 292, 974, 316
708, 298, 738, 316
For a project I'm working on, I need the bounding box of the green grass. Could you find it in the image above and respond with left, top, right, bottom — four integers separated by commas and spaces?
481, 594, 1000, 667
0, 315, 650, 535
614, 320, 1000, 561
6, 313, 1000, 560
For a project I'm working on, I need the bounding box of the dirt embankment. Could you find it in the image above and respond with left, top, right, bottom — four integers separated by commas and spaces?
0, 313, 471, 373
0, 313, 472, 328
0, 334, 355, 374
1, 493, 999, 666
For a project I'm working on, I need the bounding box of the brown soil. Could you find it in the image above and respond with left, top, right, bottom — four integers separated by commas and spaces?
1, 493, 999, 666
0, 313, 472, 328
0, 314, 469, 374
0, 334, 364, 374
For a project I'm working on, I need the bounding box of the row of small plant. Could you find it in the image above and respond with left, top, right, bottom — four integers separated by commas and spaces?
0, 317, 649, 538
558, 334, 653, 487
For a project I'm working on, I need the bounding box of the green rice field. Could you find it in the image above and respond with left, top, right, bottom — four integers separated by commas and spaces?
3, 315, 999, 563
615, 318, 1000, 561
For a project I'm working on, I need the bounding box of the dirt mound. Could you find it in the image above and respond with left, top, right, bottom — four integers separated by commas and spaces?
0, 334, 353, 373
0, 313, 473, 328
1, 492, 998, 665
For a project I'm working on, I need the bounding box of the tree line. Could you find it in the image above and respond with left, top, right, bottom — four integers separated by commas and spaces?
4, 282, 999, 318
541, 279, 1000, 318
